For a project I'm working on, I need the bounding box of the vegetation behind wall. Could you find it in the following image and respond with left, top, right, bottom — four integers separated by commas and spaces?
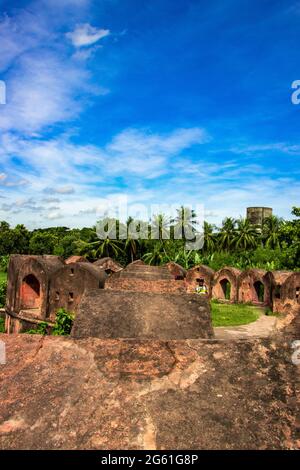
0, 206, 299, 271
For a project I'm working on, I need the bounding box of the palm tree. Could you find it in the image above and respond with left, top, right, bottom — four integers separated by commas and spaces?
262, 215, 283, 249
234, 218, 259, 250
125, 217, 142, 263
218, 217, 236, 251
172, 206, 197, 240
78, 217, 124, 259
150, 213, 171, 241
142, 242, 166, 265
203, 221, 216, 254
178, 249, 194, 269
78, 237, 123, 259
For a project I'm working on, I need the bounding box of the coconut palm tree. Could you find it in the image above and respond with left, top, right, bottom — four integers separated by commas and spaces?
78, 237, 123, 259
172, 206, 197, 241
125, 217, 144, 262
234, 218, 259, 250
203, 221, 216, 254
142, 242, 166, 265
78, 217, 124, 259
218, 217, 236, 251
150, 213, 171, 242
262, 215, 283, 249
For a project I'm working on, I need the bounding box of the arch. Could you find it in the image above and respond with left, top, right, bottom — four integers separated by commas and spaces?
20, 274, 41, 309
220, 278, 231, 300
265, 271, 293, 312
185, 265, 214, 295
280, 272, 300, 306
212, 267, 240, 302
254, 280, 264, 303
238, 269, 270, 305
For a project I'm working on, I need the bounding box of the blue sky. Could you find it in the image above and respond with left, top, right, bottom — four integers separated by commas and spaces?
0, 0, 299, 228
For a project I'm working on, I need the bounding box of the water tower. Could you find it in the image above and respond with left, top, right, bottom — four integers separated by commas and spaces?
246, 207, 273, 226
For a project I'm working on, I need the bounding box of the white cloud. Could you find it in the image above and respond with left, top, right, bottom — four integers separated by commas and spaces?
0, 12, 50, 72
229, 142, 300, 156
0, 171, 28, 188
104, 127, 209, 178
0, 9, 109, 135
0, 51, 94, 134
47, 211, 64, 220
1, 126, 299, 228
66, 23, 110, 48
42, 197, 61, 203
0, 127, 208, 189
51, 185, 75, 195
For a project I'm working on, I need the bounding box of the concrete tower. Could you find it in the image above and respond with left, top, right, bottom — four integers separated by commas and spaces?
246, 207, 273, 226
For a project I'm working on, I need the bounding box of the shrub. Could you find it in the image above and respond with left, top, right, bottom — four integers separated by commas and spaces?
0, 255, 9, 273
52, 308, 74, 336
0, 280, 7, 308
26, 321, 49, 335
0, 317, 5, 333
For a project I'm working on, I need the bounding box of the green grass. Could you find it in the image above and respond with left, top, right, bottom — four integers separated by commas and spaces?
211, 300, 263, 327
0, 317, 5, 333
0, 272, 7, 282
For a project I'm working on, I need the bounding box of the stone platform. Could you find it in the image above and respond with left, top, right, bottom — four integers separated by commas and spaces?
71, 289, 214, 340
0, 327, 299, 449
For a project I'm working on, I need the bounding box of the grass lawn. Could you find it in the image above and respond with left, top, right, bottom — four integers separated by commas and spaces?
0, 271, 7, 282
211, 300, 263, 327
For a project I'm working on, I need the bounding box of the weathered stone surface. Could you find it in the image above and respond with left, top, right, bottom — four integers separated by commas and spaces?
0, 329, 299, 450
71, 290, 214, 340
93, 257, 123, 274
212, 266, 241, 303
6, 254, 299, 334
105, 263, 186, 293
238, 269, 271, 306
5, 255, 106, 332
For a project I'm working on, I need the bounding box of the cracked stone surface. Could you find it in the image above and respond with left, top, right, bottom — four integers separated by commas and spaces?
0, 317, 299, 449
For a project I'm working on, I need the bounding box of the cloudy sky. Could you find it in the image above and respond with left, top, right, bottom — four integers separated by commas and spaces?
0, 0, 299, 228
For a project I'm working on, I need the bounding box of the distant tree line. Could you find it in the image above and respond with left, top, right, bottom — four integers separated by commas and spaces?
0, 206, 299, 272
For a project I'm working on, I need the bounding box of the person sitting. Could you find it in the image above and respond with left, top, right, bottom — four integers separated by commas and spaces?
195, 282, 208, 295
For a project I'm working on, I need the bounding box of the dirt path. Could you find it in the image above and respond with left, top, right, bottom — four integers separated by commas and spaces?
214, 314, 278, 340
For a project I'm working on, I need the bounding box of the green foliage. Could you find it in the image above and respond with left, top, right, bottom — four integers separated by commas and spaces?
53, 234, 82, 258
0, 255, 9, 272
0, 222, 30, 255
26, 321, 49, 335
29, 231, 58, 255
25, 310, 74, 336
0, 280, 7, 308
52, 308, 74, 336
211, 301, 262, 327
0, 317, 5, 333
0, 206, 299, 271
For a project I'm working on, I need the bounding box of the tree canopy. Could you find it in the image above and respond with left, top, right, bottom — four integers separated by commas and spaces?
0, 207, 299, 271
